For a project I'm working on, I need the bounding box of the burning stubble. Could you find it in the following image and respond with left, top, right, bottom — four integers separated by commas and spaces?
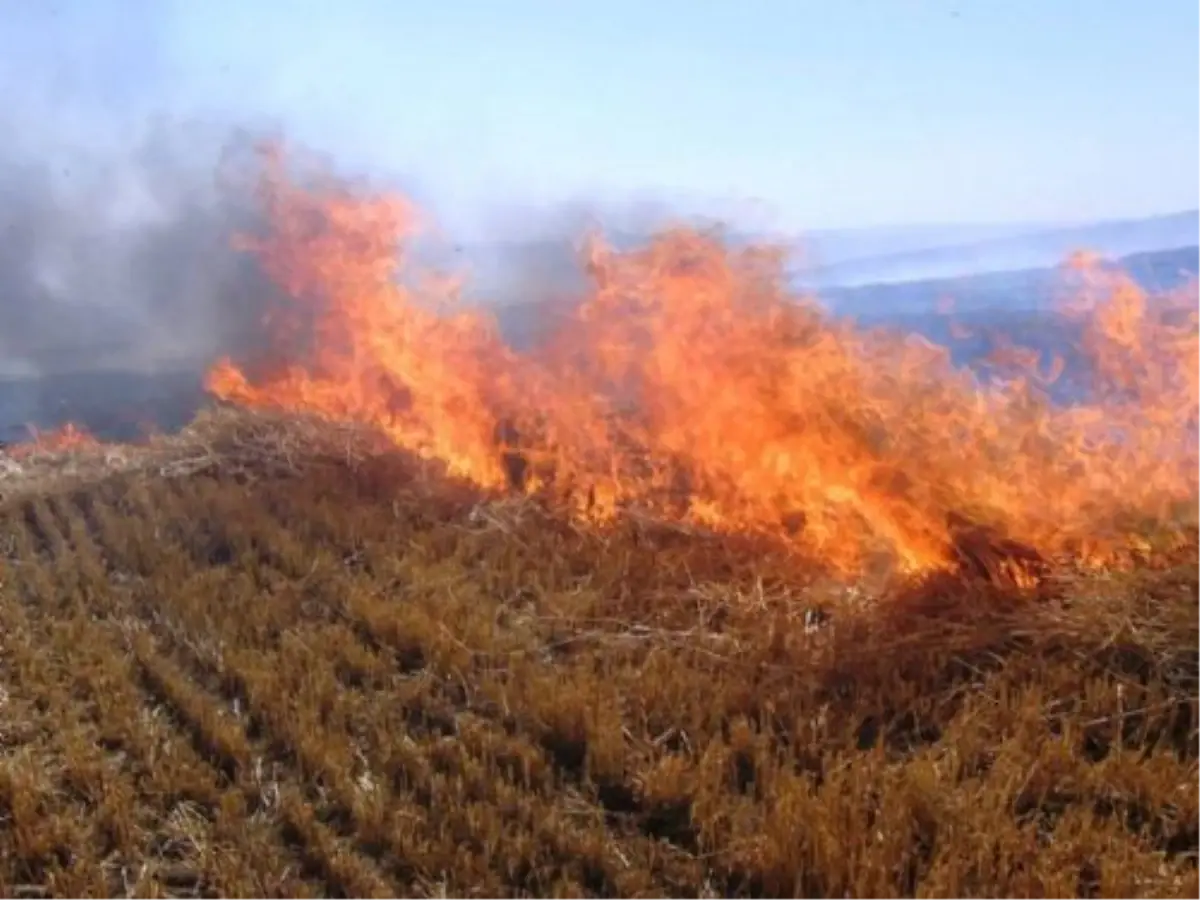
206, 145, 1199, 579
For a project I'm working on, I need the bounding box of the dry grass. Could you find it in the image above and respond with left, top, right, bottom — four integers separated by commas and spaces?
0, 409, 1195, 898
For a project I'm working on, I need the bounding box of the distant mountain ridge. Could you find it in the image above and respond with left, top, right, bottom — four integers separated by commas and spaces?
797, 210, 1199, 288
825, 244, 1199, 319
787, 222, 1071, 269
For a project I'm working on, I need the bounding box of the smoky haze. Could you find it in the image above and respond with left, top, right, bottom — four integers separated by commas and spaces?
0, 78, 684, 381
0, 4, 296, 381
0, 116, 719, 377
0, 120, 297, 379
0, 108, 694, 439
0, 5, 368, 440
0, 4, 769, 440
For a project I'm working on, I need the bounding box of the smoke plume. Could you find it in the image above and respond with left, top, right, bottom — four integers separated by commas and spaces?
0, 119, 297, 378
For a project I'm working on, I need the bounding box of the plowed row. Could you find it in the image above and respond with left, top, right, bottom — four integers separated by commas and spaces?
0, 449, 1196, 897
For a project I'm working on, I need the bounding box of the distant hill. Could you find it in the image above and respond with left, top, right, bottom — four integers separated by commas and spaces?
791, 221, 1068, 269
798, 210, 1199, 288
824, 244, 1199, 320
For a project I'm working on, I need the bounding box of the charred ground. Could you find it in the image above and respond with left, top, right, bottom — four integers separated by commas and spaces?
0, 411, 1195, 898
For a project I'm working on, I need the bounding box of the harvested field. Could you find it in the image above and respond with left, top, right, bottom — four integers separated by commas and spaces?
0, 410, 1196, 898
1, 147, 1197, 898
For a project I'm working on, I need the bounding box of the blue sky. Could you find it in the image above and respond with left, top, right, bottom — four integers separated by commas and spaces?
6, 1, 1198, 235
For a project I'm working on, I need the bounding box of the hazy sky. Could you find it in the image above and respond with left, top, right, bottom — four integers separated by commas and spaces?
6, 1, 1199, 234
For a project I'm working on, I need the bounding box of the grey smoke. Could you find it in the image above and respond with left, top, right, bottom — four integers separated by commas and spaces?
0, 107, 700, 378
0, 2, 287, 379
0, 120, 295, 378
0, 0, 748, 444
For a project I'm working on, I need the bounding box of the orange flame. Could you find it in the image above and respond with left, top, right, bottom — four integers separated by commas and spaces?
206, 147, 1199, 579
8, 422, 97, 459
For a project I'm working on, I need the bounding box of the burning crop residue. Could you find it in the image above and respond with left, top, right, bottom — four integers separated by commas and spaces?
6, 421, 97, 459
159, 144, 1190, 580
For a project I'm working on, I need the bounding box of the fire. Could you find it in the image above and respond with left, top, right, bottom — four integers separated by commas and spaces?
7, 422, 97, 459
206, 146, 1199, 580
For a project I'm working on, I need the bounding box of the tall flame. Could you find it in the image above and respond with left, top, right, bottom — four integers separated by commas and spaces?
206, 147, 1199, 579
